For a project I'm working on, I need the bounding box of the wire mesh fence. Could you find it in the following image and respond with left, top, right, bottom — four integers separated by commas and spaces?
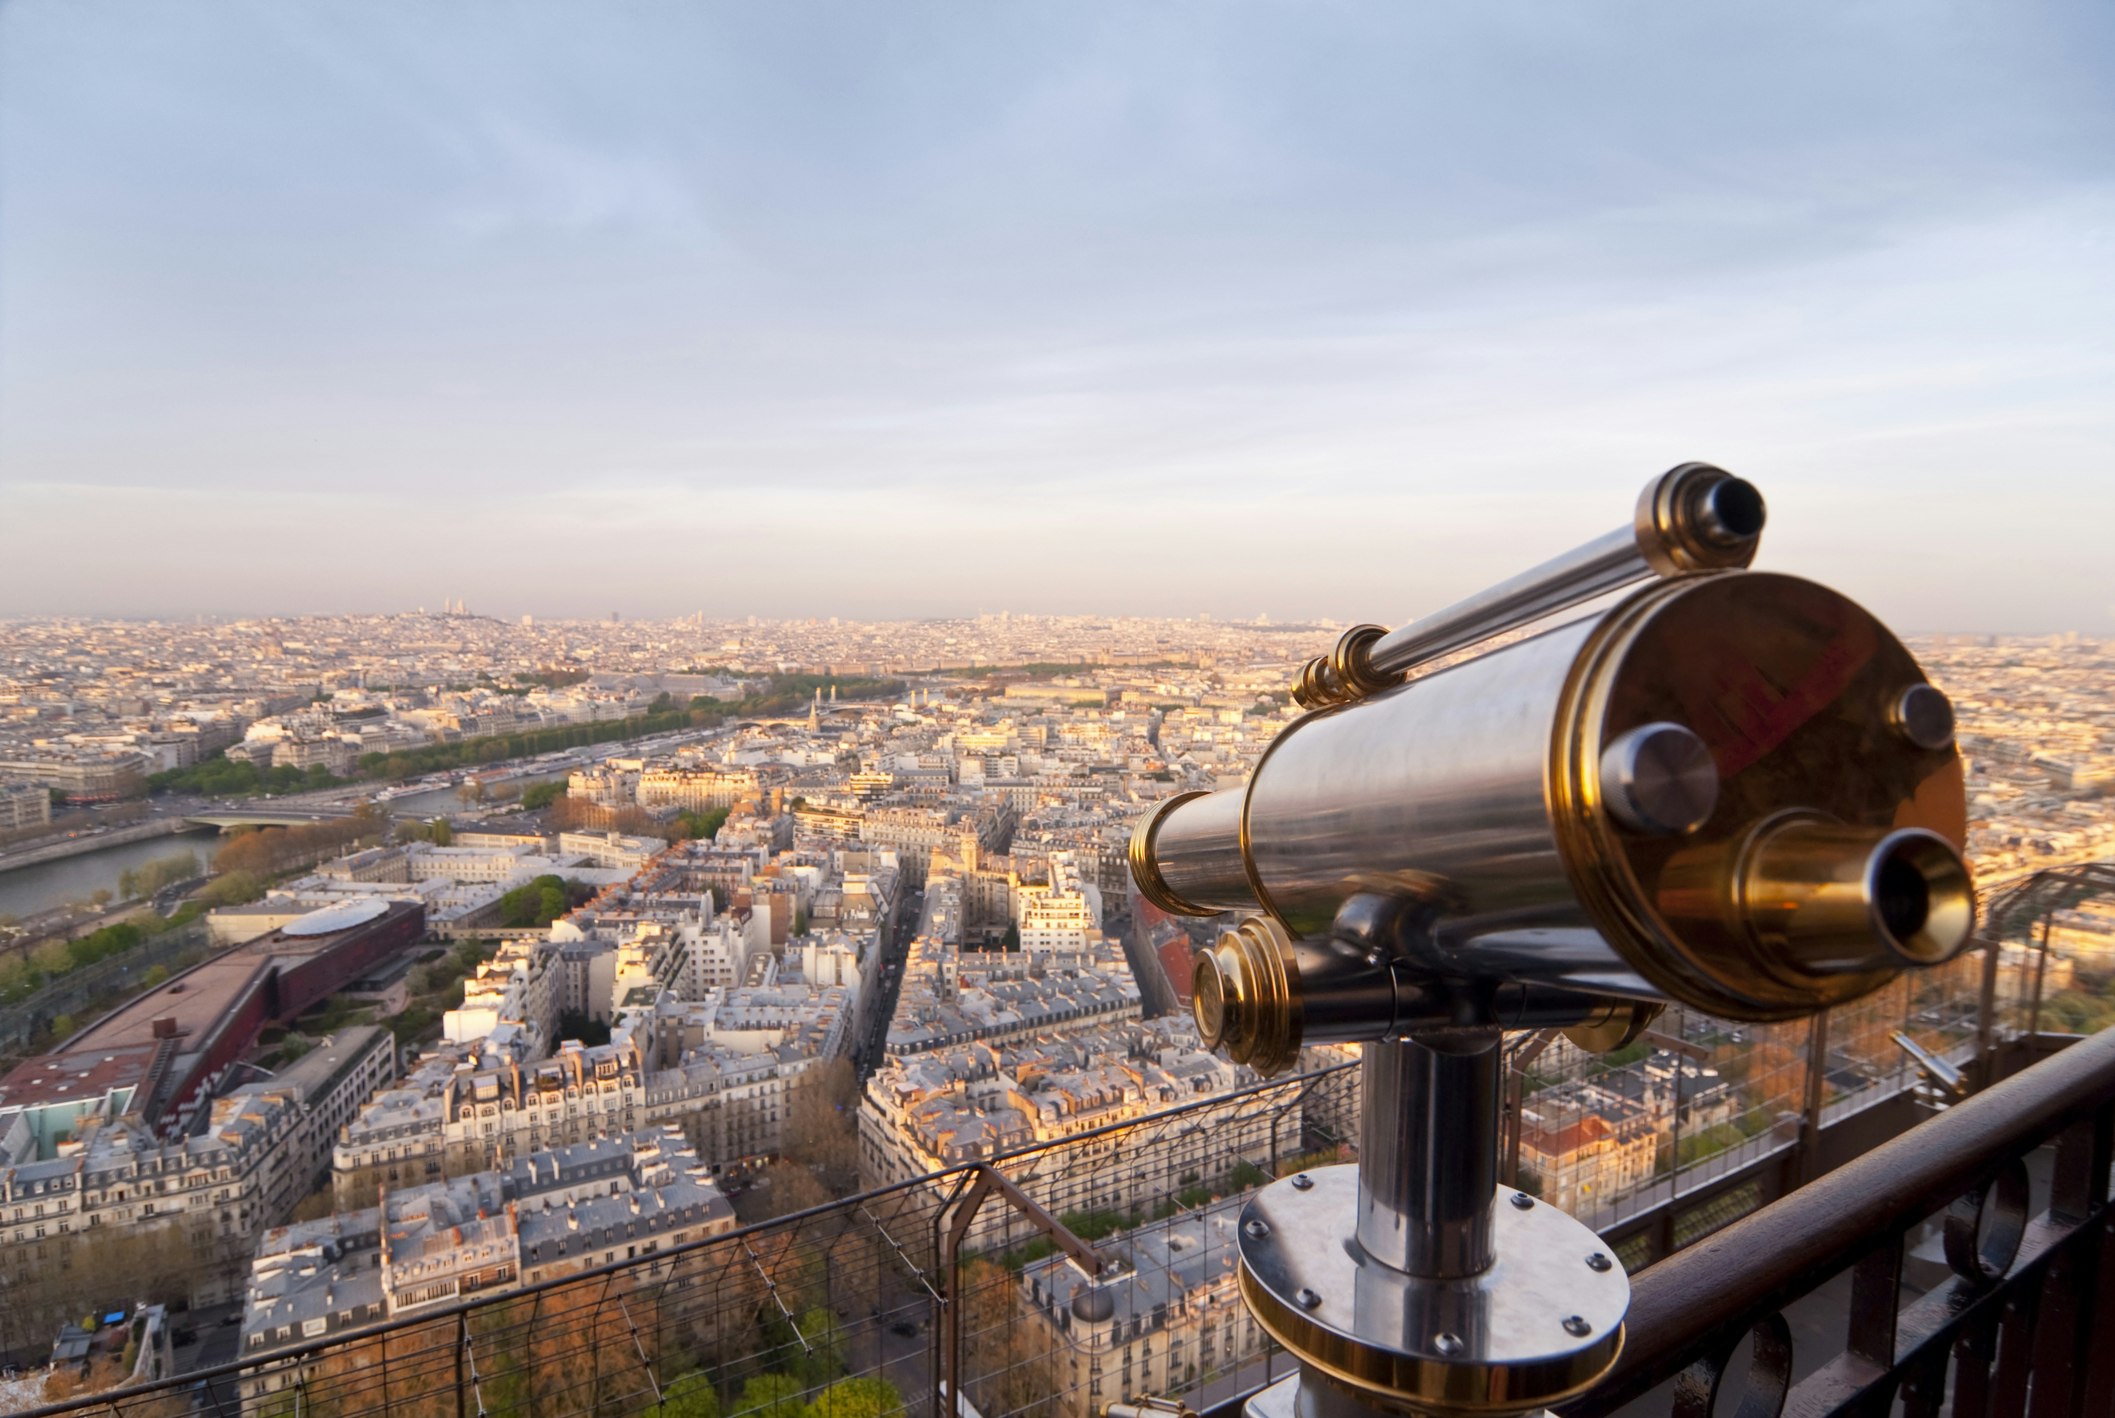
11, 1063, 1360, 1418
15, 865, 2115, 1418
937, 1064, 1359, 1418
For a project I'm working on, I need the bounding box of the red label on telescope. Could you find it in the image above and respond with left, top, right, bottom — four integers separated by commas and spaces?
1686, 611, 1877, 778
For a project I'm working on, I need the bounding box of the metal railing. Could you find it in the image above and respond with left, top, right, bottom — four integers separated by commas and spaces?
1564, 1026, 2115, 1417
12, 864, 2114, 1418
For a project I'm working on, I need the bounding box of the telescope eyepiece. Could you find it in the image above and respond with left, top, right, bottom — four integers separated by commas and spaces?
1636, 462, 1767, 574
1694, 474, 1766, 546
1876, 846, 1934, 943
1860, 828, 1976, 967
1732, 820, 1974, 976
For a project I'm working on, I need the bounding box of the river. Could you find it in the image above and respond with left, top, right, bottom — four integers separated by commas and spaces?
0, 828, 222, 920
383, 774, 566, 819
0, 769, 568, 920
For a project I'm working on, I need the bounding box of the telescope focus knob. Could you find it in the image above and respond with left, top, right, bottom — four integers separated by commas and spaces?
1598, 720, 1720, 837
1192, 916, 1302, 1077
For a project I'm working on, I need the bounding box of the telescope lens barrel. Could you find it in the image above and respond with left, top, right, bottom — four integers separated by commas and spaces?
1130, 787, 1246, 919
1735, 821, 1974, 974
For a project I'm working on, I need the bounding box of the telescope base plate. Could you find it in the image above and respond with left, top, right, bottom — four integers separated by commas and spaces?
1236, 1166, 1627, 1415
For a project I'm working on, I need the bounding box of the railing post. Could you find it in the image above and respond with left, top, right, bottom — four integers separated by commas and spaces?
1503, 1062, 1524, 1187
2051, 1107, 2114, 1226
1898, 1346, 1948, 1418
456, 1309, 468, 1418
1949, 1313, 1998, 1418
1673, 1019, 1690, 1195
1846, 1237, 1901, 1372
2028, 1247, 2083, 1418
2083, 1214, 2115, 1414
2027, 906, 2053, 1042
1800, 1009, 1830, 1184
1975, 935, 2000, 1084
526, 1286, 545, 1418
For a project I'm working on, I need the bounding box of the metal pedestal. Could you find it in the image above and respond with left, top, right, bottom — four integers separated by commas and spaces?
1237, 1036, 1628, 1416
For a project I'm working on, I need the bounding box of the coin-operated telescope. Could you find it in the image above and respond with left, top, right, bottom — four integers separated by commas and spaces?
1129, 465, 1972, 1417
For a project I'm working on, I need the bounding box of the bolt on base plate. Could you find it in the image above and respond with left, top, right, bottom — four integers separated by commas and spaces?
1236, 1166, 1628, 1416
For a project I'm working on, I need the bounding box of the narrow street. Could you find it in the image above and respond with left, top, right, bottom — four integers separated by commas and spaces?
853, 886, 923, 1079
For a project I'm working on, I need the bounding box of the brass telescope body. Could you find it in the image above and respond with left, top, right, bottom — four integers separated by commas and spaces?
1135, 569, 1972, 1062
1125, 466, 1974, 1418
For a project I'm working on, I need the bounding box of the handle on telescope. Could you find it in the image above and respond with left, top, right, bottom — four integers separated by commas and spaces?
1293, 463, 1766, 709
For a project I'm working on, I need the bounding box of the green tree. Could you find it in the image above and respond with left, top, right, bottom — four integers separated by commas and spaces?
451, 938, 494, 973
555, 1010, 612, 1047
649, 1372, 722, 1418
497, 874, 577, 927
791, 1308, 845, 1389
804, 1377, 905, 1418
521, 781, 565, 811
675, 806, 731, 842
732, 1374, 805, 1418
780, 1058, 862, 1196
390, 1004, 438, 1045
199, 870, 266, 907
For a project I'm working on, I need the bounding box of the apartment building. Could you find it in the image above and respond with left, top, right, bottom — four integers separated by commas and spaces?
245, 1130, 735, 1409
0, 1033, 393, 1309
1022, 1198, 1270, 1417
0, 780, 52, 832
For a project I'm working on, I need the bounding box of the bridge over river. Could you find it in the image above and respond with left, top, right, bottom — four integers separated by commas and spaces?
178, 805, 360, 830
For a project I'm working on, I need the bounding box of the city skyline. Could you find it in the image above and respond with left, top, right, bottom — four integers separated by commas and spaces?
2, 7, 2113, 1413
2, 2, 2112, 629
0, 552, 2108, 1410
4, 604, 2115, 641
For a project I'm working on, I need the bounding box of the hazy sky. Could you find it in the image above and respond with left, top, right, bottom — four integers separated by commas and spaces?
2, 2, 2111, 629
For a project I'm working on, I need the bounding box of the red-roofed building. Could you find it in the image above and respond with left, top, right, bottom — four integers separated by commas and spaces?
3, 900, 423, 1146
